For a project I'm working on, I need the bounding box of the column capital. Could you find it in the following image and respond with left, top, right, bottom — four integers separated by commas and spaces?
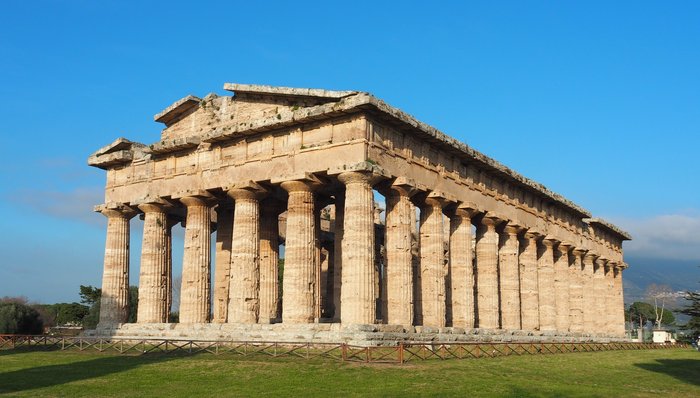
541, 236, 559, 248
523, 229, 542, 241
388, 176, 417, 197
95, 203, 137, 219
595, 257, 609, 267
180, 195, 214, 207
226, 180, 268, 201
571, 247, 587, 256
138, 203, 167, 214
556, 241, 574, 254
280, 176, 322, 193
452, 202, 480, 219
337, 170, 383, 186
503, 222, 524, 236
583, 252, 599, 262
423, 190, 453, 209
477, 213, 505, 232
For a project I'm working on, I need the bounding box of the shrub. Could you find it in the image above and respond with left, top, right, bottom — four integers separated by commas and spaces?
0, 302, 44, 334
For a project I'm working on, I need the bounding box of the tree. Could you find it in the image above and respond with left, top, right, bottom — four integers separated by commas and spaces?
79, 285, 101, 306
646, 284, 675, 329
0, 302, 43, 334
676, 291, 700, 336
80, 284, 139, 328
37, 303, 90, 326
627, 301, 675, 328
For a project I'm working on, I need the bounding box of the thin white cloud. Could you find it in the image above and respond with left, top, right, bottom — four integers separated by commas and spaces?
612, 211, 700, 261
9, 187, 105, 226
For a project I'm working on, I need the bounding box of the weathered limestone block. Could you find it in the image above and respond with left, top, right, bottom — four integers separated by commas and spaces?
418, 193, 447, 327
213, 200, 233, 323
179, 196, 212, 324
475, 214, 500, 329
259, 199, 282, 323
537, 237, 557, 331
98, 206, 136, 326
499, 223, 522, 330
332, 193, 344, 322
339, 171, 377, 324
281, 180, 317, 323
136, 203, 170, 323
582, 253, 598, 333
227, 185, 265, 323
568, 248, 586, 333
448, 205, 477, 329
384, 182, 415, 326
554, 242, 572, 332
593, 257, 607, 332
519, 231, 540, 331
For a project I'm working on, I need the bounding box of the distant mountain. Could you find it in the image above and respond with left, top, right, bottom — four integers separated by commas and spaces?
622, 256, 700, 304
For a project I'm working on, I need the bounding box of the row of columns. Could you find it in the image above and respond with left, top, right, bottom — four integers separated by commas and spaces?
98, 171, 626, 337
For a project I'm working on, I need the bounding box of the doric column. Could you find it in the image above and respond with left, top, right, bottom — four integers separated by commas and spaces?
338, 171, 377, 324
593, 257, 608, 332
259, 199, 282, 323
519, 230, 540, 331
136, 203, 170, 323
499, 222, 522, 330
448, 204, 477, 329
383, 180, 416, 326
568, 248, 586, 333
554, 242, 572, 332
475, 214, 501, 329
614, 263, 627, 337
165, 218, 174, 320
227, 183, 266, 323
604, 262, 617, 336
213, 199, 234, 323
97, 205, 136, 326
593, 257, 608, 334
582, 252, 598, 333
332, 191, 344, 322
280, 179, 318, 323
537, 237, 557, 331
179, 196, 212, 324
418, 192, 447, 327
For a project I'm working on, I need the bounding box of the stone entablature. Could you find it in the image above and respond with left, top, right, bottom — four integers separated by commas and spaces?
89, 83, 630, 340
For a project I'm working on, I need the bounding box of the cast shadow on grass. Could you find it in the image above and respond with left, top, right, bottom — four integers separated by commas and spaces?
0, 351, 176, 394
635, 357, 700, 387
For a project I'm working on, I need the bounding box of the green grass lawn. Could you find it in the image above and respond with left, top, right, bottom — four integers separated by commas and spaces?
0, 348, 698, 397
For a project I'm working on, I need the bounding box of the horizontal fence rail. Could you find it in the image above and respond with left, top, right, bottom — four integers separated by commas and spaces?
0, 335, 688, 364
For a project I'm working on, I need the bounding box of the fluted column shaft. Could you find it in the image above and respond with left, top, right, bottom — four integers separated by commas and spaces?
554, 243, 572, 332
418, 196, 446, 327
604, 263, 616, 336
384, 186, 415, 326
614, 265, 626, 337
98, 208, 134, 326
332, 192, 344, 321
568, 249, 586, 333
519, 232, 540, 331
281, 181, 317, 323
259, 201, 281, 323
499, 225, 521, 330
475, 216, 500, 329
339, 171, 377, 324
228, 189, 262, 323
179, 197, 212, 324
582, 253, 597, 333
137, 204, 169, 323
593, 258, 607, 332
213, 201, 233, 323
449, 208, 476, 328
537, 238, 557, 331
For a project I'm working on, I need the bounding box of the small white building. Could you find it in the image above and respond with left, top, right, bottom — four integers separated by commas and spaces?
652, 330, 676, 344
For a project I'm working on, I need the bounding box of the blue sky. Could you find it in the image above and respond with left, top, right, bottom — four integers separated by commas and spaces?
1, 1, 698, 303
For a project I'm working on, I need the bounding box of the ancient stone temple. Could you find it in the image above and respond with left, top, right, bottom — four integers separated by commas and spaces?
88, 83, 631, 345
